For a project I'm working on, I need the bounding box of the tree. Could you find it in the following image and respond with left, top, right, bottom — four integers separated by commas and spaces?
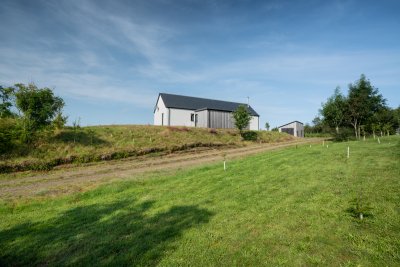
369, 107, 397, 136
320, 87, 346, 134
14, 83, 65, 131
0, 86, 15, 118
232, 105, 251, 134
265, 122, 270, 131
346, 75, 386, 138
13, 83, 65, 143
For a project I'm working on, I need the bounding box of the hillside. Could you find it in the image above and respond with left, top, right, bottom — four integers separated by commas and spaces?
1, 125, 294, 172
1, 136, 398, 265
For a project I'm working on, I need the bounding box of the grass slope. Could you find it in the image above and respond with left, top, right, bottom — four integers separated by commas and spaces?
0, 125, 293, 172
1, 136, 399, 266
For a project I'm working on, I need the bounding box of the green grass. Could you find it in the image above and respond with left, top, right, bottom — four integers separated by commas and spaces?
1, 136, 399, 266
0, 125, 293, 172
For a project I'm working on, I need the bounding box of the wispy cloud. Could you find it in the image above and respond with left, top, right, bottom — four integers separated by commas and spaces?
0, 0, 399, 126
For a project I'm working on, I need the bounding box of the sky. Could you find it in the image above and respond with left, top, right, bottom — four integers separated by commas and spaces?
1, 0, 399, 128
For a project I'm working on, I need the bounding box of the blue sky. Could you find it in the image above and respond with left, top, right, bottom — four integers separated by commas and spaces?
1, 0, 399, 128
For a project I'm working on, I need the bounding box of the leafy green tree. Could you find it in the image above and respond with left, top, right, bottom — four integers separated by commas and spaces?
369, 107, 397, 136
0, 86, 15, 118
265, 122, 270, 131
346, 75, 386, 138
394, 106, 400, 133
13, 83, 65, 143
321, 87, 346, 134
233, 105, 251, 134
14, 83, 65, 131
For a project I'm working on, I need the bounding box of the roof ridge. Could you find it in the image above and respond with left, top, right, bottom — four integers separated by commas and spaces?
158, 93, 259, 116
160, 92, 249, 106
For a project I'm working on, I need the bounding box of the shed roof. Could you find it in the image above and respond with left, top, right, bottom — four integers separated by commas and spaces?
157, 93, 259, 116
278, 121, 304, 128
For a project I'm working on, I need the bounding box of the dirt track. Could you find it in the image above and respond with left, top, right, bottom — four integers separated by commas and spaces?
0, 138, 323, 199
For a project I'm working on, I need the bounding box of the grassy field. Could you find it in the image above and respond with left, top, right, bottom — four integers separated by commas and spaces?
0, 136, 399, 266
0, 125, 293, 172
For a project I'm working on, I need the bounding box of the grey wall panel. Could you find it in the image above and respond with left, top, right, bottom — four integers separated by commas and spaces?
209, 110, 236, 129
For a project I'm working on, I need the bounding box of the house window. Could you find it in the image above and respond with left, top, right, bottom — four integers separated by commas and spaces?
190, 113, 194, 122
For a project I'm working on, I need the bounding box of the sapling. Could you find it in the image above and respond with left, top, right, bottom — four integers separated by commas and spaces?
349, 192, 372, 220
72, 117, 81, 144
87, 129, 95, 145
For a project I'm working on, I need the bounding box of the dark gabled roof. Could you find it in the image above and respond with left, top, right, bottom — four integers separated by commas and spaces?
278, 121, 304, 128
157, 93, 259, 116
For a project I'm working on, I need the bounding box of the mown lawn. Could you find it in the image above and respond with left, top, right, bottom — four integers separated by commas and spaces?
0, 136, 399, 266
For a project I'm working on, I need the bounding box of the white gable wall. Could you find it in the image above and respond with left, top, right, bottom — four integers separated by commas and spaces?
154, 96, 169, 126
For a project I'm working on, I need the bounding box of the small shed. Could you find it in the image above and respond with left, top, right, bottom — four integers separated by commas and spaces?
278, 121, 304, 137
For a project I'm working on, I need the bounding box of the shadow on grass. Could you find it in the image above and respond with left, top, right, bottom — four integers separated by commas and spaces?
52, 130, 109, 146
0, 199, 213, 266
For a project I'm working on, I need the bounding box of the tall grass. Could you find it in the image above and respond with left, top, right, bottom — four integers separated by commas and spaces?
0, 125, 294, 172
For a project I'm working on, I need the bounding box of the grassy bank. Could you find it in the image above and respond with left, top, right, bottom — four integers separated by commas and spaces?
0, 125, 293, 172
0, 136, 399, 266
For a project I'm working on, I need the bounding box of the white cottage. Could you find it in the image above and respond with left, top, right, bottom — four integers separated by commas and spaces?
278, 121, 304, 137
154, 93, 260, 130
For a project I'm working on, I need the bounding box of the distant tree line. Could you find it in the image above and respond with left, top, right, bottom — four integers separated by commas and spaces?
306, 75, 399, 140
0, 83, 67, 153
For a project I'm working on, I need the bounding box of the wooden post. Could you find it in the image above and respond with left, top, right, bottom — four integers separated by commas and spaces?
224, 161, 226, 171
378, 138, 381, 144
347, 146, 350, 158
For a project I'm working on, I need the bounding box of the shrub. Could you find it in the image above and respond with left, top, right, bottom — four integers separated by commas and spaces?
0, 118, 18, 154
333, 128, 355, 142
241, 131, 258, 141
